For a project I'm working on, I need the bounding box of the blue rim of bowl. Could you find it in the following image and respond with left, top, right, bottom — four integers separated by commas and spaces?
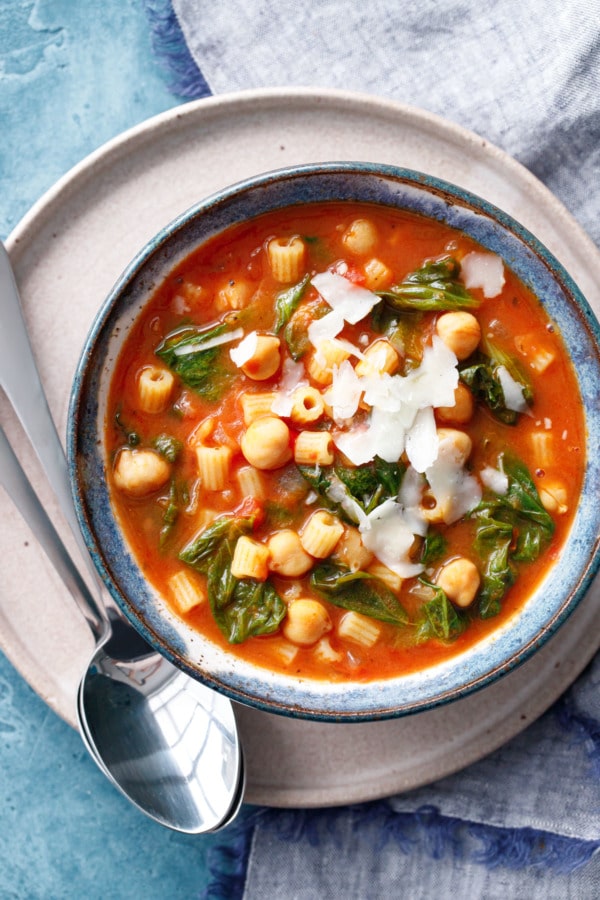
67, 161, 600, 722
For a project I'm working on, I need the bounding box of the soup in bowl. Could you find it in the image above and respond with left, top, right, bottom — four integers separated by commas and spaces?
67, 163, 600, 720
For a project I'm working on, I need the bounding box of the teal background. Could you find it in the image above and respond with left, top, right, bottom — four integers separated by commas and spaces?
0, 1, 235, 895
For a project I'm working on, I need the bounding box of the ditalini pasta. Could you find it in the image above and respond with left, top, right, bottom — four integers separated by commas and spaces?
106, 202, 585, 682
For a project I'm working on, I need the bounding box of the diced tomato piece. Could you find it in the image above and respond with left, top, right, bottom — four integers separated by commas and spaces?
234, 496, 265, 528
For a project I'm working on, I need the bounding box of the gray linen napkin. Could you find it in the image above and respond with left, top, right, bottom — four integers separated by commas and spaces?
163, 1, 600, 895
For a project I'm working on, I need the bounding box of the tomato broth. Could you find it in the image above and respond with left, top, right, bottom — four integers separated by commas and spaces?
106, 202, 585, 683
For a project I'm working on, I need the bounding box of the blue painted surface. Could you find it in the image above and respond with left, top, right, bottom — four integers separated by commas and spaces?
0, 2, 239, 896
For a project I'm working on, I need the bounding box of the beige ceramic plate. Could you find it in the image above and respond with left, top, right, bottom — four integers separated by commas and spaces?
2, 88, 599, 808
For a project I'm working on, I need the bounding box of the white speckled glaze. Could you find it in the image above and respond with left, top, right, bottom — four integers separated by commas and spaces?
67, 161, 600, 722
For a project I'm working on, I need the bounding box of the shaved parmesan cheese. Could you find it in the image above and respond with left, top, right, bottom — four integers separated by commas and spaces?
359, 499, 425, 578
405, 407, 438, 473
398, 465, 425, 509
497, 365, 529, 413
324, 360, 363, 423
480, 466, 509, 495
229, 330, 258, 366
175, 327, 244, 357
334, 423, 380, 466
334, 403, 413, 466
311, 271, 380, 324
368, 406, 414, 462
278, 358, 306, 393
401, 337, 459, 409
270, 359, 308, 416
425, 434, 482, 524
308, 309, 345, 346
333, 337, 459, 466
461, 252, 505, 298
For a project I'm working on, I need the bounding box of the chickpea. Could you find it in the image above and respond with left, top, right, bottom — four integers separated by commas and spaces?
268, 530, 314, 577
538, 478, 568, 515
283, 598, 331, 646
436, 557, 480, 608
436, 382, 475, 425
113, 448, 171, 497
342, 218, 378, 255
241, 334, 281, 381
436, 311, 481, 360
332, 526, 374, 572
437, 428, 472, 466
215, 278, 253, 311
240, 416, 292, 470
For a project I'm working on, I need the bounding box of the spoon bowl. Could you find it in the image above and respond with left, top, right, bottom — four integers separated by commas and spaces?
78, 616, 243, 833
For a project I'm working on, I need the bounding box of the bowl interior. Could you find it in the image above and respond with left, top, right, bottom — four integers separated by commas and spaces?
68, 162, 600, 721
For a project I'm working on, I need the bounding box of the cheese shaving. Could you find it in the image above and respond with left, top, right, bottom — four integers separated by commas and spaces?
425, 434, 482, 524
461, 251, 505, 298
174, 327, 244, 357
359, 498, 425, 578
229, 330, 258, 366
324, 360, 363, 423
270, 359, 308, 416
333, 337, 459, 466
405, 407, 438, 473
311, 271, 380, 324
497, 365, 529, 413
480, 466, 509, 495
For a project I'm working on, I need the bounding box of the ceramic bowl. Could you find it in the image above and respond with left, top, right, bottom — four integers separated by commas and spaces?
67, 162, 600, 721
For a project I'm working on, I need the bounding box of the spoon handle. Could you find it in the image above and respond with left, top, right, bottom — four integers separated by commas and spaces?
0, 242, 106, 633
0, 425, 104, 639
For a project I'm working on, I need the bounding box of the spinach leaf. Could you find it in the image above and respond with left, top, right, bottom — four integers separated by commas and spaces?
297, 463, 334, 498
155, 322, 235, 401
179, 515, 255, 574
459, 339, 533, 425
297, 464, 364, 524
420, 529, 447, 566
180, 513, 285, 643
209, 545, 286, 644
114, 410, 140, 447
153, 433, 183, 462
334, 464, 379, 503
471, 456, 554, 618
500, 457, 555, 560
373, 457, 404, 499
158, 478, 187, 550
415, 580, 466, 642
274, 274, 310, 331
264, 500, 297, 528
378, 257, 481, 313
311, 563, 408, 627
283, 300, 330, 360
370, 304, 424, 362
473, 511, 515, 618
298, 457, 404, 523
335, 458, 404, 513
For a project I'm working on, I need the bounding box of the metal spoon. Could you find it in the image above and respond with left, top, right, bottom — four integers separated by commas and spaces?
0, 242, 243, 833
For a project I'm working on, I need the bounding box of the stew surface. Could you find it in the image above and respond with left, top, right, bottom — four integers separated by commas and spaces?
106, 202, 585, 682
